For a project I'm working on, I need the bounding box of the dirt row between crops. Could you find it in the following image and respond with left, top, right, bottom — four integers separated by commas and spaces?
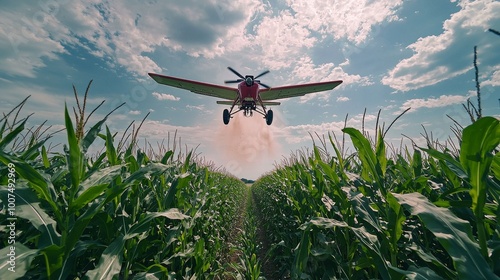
222, 183, 283, 279
251, 188, 282, 279
223, 186, 250, 278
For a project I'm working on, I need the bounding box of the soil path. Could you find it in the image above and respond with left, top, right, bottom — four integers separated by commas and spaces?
251, 190, 281, 280
224, 183, 280, 279
222, 185, 250, 278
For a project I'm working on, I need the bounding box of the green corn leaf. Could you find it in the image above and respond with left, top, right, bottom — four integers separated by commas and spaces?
389, 265, 444, 280
82, 117, 107, 153
125, 153, 139, 173
64, 104, 82, 189
293, 230, 310, 277
419, 147, 467, 179
125, 208, 189, 239
41, 145, 50, 168
0, 118, 7, 139
303, 217, 392, 280
0, 152, 61, 221
0, 185, 60, 248
40, 244, 65, 279
318, 160, 340, 185
20, 136, 50, 161
411, 149, 423, 177
350, 192, 383, 234
0, 243, 38, 279
0, 152, 47, 191
343, 127, 384, 193
164, 173, 191, 209
69, 165, 123, 212
0, 118, 27, 151
88, 152, 107, 173
375, 128, 387, 177
460, 117, 500, 215
313, 144, 322, 163
408, 244, 457, 279
393, 192, 499, 279
460, 117, 500, 259
328, 132, 345, 172
66, 202, 102, 253
105, 126, 117, 166
161, 150, 173, 164
84, 235, 125, 280
182, 151, 193, 173
58, 240, 100, 280
491, 152, 500, 180
386, 192, 406, 265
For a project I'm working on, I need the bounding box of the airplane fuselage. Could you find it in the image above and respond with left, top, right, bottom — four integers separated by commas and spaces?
238, 81, 259, 112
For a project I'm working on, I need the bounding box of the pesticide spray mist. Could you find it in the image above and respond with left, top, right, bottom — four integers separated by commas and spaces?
212, 112, 282, 179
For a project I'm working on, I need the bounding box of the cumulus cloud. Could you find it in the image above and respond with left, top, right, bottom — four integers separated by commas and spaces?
286, 0, 404, 44
277, 113, 379, 144
292, 56, 371, 103
395, 93, 475, 114
152, 92, 180, 101
0, 0, 396, 88
0, 0, 263, 78
0, 2, 69, 77
337, 96, 350, 102
482, 65, 500, 86
186, 105, 206, 111
382, 0, 500, 91
129, 110, 141, 115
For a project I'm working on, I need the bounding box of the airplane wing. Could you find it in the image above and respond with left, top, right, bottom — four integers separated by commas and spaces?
149, 73, 238, 100
259, 80, 343, 101
216, 100, 281, 106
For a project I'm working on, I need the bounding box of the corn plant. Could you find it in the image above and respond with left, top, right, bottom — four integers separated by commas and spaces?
253, 117, 499, 279
0, 94, 247, 279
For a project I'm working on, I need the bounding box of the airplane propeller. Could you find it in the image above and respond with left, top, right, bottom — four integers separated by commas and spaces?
224, 67, 271, 89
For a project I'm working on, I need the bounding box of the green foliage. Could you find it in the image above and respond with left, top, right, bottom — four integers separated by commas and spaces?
0, 102, 247, 279
1, 87, 499, 279
253, 118, 500, 279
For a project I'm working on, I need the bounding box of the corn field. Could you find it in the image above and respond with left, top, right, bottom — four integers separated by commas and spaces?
0, 102, 248, 279
253, 116, 500, 279
0, 92, 499, 279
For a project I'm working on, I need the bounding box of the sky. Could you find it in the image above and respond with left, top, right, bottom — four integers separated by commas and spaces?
1, 0, 499, 179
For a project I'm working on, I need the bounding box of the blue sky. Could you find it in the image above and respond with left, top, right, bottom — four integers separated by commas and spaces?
1, 0, 499, 179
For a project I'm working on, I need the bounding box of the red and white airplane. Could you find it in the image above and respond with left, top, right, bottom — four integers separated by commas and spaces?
148, 67, 342, 125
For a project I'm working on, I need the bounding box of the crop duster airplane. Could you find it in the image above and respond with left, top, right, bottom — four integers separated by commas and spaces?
149, 67, 342, 125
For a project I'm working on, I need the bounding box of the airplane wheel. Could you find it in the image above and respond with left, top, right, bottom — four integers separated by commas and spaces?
223, 109, 230, 125
265, 109, 273, 125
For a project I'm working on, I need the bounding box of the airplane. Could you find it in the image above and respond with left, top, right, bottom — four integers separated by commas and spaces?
148, 67, 343, 125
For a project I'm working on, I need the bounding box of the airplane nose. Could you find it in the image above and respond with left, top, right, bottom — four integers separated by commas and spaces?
245, 77, 253, 86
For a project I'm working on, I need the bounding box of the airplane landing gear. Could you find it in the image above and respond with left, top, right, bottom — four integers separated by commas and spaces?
223, 109, 230, 125
265, 109, 273, 125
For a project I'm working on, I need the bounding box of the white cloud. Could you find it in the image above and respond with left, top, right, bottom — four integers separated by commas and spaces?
482, 65, 500, 86
152, 92, 180, 101
395, 94, 474, 114
251, 10, 317, 70
129, 110, 141, 115
0, 0, 391, 89
337, 96, 350, 102
186, 105, 205, 111
0, 0, 263, 78
277, 113, 379, 144
0, 2, 69, 77
382, 0, 500, 91
293, 56, 371, 103
286, 0, 404, 45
